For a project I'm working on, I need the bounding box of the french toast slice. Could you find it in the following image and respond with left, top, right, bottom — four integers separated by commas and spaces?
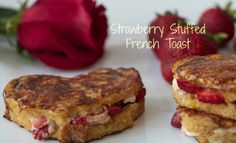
172, 54, 236, 120
179, 107, 236, 143
3, 68, 146, 143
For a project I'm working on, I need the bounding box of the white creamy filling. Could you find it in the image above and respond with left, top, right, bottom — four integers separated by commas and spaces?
181, 126, 199, 137
172, 78, 179, 91
172, 78, 186, 96
74, 97, 137, 125
47, 121, 55, 134
86, 110, 111, 124
123, 95, 136, 104
80, 96, 137, 125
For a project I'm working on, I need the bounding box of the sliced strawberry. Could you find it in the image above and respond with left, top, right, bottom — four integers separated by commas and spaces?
72, 116, 87, 125
136, 88, 146, 102
31, 117, 47, 129
32, 125, 49, 140
197, 89, 225, 104
171, 112, 182, 128
177, 79, 203, 94
108, 104, 122, 116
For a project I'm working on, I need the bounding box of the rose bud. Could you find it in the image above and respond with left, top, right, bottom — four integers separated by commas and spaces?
17, 0, 108, 70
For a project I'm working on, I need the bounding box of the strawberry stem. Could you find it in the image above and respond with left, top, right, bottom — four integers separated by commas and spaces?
206, 32, 228, 45
0, 1, 32, 60
223, 1, 236, 21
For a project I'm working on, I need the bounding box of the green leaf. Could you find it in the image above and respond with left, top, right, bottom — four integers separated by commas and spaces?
206, 32, 228, 45
0, 7, 17, 19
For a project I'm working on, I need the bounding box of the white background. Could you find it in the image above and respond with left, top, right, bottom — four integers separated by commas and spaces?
0, 0, 235, 143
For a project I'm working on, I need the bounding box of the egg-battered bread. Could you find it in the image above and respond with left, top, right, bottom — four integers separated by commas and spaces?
171, 54, 236, 143
172, 54, 236, 119
179, 107, 236, 143
173, 54, 236, 102
3, 68, 146, 143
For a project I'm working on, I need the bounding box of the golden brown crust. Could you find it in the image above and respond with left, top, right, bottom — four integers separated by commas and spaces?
178, 107, 236, 129
4, 68, 143, 112
3, 68, 145, 143
196, 134, 236, 143
179, 107, 236, 143
172, 54, 236, 91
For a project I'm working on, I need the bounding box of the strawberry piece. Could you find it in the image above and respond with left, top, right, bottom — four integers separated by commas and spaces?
72, 116, 87, 125
108, 104, 122, 116
197, 89, 225, 104
136, 88, 146, 102
31, 117, 47, 129
177, 79, 203, 94
148, 12, 185, 59
171, 112, 182, 128
32, 125, 49, 140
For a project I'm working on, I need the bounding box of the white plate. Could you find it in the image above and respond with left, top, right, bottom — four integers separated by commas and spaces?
0, 0, 234, 143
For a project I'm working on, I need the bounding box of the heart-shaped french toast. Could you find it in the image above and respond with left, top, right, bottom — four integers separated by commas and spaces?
3, 68, 146, 143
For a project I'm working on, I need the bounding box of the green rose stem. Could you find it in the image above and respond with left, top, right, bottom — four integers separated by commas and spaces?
0, 1, 32, 60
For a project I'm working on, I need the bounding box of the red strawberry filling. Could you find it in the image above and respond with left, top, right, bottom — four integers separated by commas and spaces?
197, 89, 225, 104
31, 117, 49, 140
32, 125, 49, 140
31, 117, 47, 129
171, 112, 182, 128
176, 79, 225, 104
30, 117, 55, 141
108, 104, 122, 116
71, 116, 87, 125
136, 88, 146, 102
71, 88, 146, 125
177, 79, 203, 94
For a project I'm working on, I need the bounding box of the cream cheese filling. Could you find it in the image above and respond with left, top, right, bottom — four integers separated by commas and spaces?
86, 110, 111, 124
172, 78, 186, 96
181, 126, 199, 137
73, 96, 138, 125
123, 95, 136, 104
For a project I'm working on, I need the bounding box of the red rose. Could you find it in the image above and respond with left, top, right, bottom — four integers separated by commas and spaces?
18, 0, 108, 70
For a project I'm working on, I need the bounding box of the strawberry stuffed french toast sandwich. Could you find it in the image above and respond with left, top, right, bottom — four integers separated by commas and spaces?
171, 54, 236, 143
3, 68, 146, 143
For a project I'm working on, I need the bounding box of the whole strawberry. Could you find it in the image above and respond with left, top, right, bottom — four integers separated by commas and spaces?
198, 3, 235, 47
160, 28, 218, 83
161, 59, 173, 83
148, 12, 185, 59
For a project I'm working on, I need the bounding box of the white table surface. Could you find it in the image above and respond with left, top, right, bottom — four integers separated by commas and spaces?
0, 0, 235, 143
